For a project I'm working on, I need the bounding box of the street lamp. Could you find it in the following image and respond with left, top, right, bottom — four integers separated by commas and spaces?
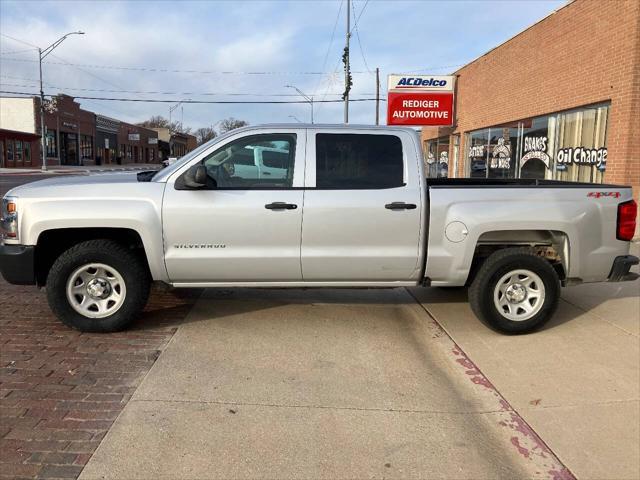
39, 31, 85, 171
284, 85, 313, 124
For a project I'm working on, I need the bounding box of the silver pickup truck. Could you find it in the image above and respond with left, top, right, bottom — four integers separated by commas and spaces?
1, 125, 637, 334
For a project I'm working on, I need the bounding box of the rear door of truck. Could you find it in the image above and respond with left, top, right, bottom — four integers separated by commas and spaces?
300, 128, 425, 281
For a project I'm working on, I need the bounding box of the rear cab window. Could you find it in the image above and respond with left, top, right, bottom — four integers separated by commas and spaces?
314, 133, 405, 189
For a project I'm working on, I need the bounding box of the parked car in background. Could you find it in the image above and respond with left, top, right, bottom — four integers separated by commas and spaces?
1, 124, 637, 334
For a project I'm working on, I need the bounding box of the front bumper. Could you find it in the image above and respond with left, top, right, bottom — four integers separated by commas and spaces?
608, 255, 639, 282
0, 244, 36, 285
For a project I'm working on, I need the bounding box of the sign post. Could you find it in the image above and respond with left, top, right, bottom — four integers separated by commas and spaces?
387, 74, 455, 126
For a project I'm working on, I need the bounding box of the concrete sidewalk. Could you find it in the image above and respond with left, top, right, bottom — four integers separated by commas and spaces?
79, 289, 569, 479
409, 253, 640, 480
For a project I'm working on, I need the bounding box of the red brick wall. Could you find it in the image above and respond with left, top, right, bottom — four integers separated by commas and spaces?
422, 0, 640, 197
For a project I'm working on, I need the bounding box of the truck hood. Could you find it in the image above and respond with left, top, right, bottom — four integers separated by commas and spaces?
5, 172, 155, 199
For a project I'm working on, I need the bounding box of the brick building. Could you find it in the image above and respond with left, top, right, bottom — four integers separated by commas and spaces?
0, 94, 160, 167
421, 0, 640, 200
117, 122, 159, 164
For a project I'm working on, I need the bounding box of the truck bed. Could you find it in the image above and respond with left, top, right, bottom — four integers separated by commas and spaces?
426, 178, 628, 189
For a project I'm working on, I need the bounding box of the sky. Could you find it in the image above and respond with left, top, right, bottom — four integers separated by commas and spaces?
0, 0, 566, 131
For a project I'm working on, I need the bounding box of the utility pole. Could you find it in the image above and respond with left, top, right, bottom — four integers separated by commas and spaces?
343, 0, 351, 124
39, 49, 46, 171
375, 67, 380, 125
38, 31, 84, 171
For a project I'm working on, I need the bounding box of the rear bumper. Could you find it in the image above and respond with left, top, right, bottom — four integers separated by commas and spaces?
0, 244, 36, 285
608, 255, 639, 282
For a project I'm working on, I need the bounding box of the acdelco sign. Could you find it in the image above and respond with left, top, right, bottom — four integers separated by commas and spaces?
387, 74, 455, 126
388, 75, 453, 91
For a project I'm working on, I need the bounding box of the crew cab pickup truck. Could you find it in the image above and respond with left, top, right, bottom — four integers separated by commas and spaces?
1, 125, 638, 334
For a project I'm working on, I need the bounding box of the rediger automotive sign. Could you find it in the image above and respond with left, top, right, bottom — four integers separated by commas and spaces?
387, 74, 455, 126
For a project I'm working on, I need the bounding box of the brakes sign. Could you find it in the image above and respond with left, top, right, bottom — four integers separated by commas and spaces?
387, 74, 454, 126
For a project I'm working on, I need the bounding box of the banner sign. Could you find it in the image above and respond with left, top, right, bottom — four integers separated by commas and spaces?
387, 74, 455, 126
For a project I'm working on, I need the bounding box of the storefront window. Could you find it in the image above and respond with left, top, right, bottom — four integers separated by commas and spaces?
14, 141, 23, 162
467, 129, 489, 178
6, 141, 13, 161
23, 142, 31, 163
425, 138, 449, 178
80, 135, 93, 160
463, 103, 609, 183
555, 104, 608, 183
424, 140, 436, 177
520, 116, 555, 180
487, 126, 518, 179
45, 129, 57, 157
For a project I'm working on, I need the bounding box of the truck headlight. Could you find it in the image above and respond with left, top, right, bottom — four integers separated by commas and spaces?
1, 196, 18, 241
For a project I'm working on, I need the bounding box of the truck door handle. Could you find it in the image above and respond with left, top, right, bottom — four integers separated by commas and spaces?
265, 202, 297, 210
385, 202, 417, 210
262, 171, 272, 175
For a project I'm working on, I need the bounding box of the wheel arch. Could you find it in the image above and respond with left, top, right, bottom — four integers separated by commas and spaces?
466, 229, 570, 286
34, 227, 152, 286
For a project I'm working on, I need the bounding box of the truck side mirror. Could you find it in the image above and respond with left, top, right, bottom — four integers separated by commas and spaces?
183, 165, 210, 189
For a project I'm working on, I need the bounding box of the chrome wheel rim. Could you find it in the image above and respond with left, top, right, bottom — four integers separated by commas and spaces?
66, 263, 126, 319
493, 269, 545, 322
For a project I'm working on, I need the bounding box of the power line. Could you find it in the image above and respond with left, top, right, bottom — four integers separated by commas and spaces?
0, 33, 38, 48
0, 56, 377, 75
0, 90, 386, 104
313, 0, 344, 97
1, 32, 467, 76
0, 54, 465, 76
0, 47, 37, 55
0, 78, 379, 97
350, 0, 370, 34
352, 0, 372, 73
0, 32, 132, 118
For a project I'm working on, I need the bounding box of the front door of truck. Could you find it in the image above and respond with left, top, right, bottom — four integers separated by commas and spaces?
163, 129, 305, 283
301, 130, 424, 281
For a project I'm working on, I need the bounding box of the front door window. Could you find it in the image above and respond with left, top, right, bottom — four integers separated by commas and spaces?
201, 134, 296, 188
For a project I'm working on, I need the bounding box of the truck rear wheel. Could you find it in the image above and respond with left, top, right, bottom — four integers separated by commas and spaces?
46, 240, 150, 332
468, 248, 560, 334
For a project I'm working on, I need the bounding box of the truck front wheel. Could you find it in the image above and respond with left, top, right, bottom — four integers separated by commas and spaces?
46, 240, 150, 332
468, 248, 560, 334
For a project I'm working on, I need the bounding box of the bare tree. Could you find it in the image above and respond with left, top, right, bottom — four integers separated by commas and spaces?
195, 126, 217, 145
137, 116, 192, 135
219, 117, 249, 133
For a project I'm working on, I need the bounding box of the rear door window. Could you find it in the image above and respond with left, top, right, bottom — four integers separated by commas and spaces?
315, 133, 404, 189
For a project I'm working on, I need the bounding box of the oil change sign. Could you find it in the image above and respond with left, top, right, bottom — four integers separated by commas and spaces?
387, 74, 454, 126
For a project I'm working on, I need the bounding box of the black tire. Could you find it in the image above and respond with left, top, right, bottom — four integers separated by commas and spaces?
46, 239, 150, 332
468, 248, 560, 334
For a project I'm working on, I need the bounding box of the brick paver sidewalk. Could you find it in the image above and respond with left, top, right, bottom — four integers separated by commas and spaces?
0, 280, 201, 479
